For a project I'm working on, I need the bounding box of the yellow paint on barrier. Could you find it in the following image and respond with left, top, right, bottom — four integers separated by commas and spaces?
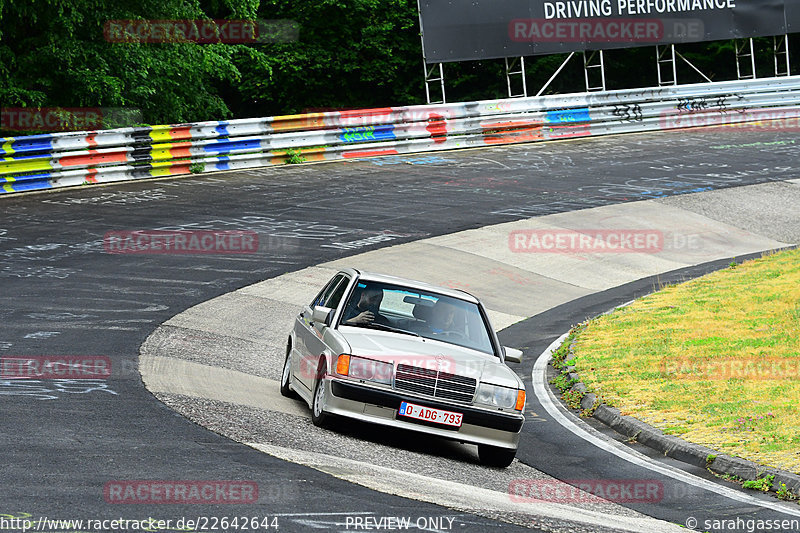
149, 167, 175, 177
1, 139, 14, 156
0, 158, 52, 175
148, 127, 175, 143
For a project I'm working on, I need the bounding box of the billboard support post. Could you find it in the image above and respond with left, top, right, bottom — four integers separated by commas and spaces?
774, 35, 791, 77
423, 62, 446, 104
583, 50, 606, 92
675, 50, 713, 83
535, 52, 575, 97
657, 45, 678, 86
736, 38, 757, 80
505, 57, 528, 98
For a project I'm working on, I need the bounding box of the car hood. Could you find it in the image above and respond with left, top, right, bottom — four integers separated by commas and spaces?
338, 326, 523, 389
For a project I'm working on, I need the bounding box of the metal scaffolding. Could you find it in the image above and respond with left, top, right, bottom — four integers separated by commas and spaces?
736, 38, 757, 80
583, 50, 606, 92
504, 57, 528, 98
423, 62, 446, 104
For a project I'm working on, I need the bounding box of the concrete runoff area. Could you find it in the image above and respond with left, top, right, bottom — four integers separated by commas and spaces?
140, 180, 800, 531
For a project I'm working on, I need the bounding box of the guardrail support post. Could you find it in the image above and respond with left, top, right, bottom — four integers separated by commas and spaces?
583, 50, 606, 92
774, 34, 791, 77
423, 62, 446, 104
505, 57, 528, 98
656, 45, 677, 86
736, 38, 757, 80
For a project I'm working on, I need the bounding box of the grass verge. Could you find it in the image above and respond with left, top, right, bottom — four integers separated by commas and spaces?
571, 247, 800, 474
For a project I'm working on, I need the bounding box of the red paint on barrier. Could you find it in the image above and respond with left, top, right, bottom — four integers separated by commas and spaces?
426, 113, 448, 143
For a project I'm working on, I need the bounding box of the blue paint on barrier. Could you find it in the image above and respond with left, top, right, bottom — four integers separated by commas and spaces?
0, 134, 55, 156
5, 171, 55, 182
215, 122, 230, 137
204, 139, 261, 153
546, 108, 590, 124
339, 125, 396, 143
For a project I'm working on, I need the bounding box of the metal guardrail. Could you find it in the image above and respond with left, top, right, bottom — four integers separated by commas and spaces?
3, 76, 800, 194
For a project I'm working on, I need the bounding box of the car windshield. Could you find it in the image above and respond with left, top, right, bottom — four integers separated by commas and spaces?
339, 280, 495, 355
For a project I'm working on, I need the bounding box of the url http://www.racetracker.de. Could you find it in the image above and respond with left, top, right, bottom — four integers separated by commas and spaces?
0, 515, 280, 532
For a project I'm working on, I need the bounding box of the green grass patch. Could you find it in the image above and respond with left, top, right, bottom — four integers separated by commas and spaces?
572, 248, 800, 474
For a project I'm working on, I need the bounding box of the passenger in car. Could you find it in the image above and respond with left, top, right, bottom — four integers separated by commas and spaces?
343, 287, 390, 326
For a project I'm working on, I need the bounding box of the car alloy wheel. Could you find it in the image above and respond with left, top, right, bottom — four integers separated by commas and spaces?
279, 348, 294, 398
311, 361, 331, 427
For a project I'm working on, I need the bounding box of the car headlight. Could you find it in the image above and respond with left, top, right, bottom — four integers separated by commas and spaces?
336, 354, 392, 385
476, 382, 525, 411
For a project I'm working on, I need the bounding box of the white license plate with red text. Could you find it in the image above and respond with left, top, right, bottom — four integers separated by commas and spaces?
398, 401, 463, 427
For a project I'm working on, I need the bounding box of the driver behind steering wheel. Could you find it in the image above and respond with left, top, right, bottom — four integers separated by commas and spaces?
429, 300, 464, 336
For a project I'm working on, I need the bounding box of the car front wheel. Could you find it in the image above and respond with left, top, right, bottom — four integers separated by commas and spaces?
279, 348, 294, 398
311, 362, 331, 427
478, 444, 516, 468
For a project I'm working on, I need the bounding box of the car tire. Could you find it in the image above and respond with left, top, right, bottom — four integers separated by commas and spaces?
478, 444, 516, 468
311, 361, 331, 427
279, 346, 295, 398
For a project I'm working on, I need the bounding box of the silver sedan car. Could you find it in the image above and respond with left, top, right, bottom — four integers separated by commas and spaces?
280, 268, 526, 467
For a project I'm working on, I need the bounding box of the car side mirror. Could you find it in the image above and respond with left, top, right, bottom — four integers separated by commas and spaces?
503, 346, 523, 363
312, 306, 334, 327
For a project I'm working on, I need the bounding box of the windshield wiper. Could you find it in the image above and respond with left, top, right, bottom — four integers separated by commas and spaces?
359, 322, 420, 337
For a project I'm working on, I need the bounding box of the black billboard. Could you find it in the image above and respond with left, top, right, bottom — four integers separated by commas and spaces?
418, 0, 789, 63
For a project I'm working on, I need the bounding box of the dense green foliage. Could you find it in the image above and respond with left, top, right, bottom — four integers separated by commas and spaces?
0, 0, 797, 133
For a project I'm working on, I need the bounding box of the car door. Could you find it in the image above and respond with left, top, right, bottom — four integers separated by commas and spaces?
295, 273, 349, 392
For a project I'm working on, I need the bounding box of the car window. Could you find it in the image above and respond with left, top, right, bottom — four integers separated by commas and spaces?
341, 280, 495, 355
325, 276, 350, 311
310, 274, 345, 308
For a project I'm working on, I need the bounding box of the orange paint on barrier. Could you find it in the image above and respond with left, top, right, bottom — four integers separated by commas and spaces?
168, 126, 193, 140
59, 150, 128, 167
484, 128, 543, 144
271, 115, 326, 132
169, 163, 191, 174
343, 149, 398, 158
168, 145, 192, 158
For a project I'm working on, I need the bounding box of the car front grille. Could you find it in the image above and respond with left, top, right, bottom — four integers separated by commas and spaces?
395, 364, 476, 403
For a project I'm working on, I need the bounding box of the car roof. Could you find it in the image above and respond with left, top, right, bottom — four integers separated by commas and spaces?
339, 268, 480, 304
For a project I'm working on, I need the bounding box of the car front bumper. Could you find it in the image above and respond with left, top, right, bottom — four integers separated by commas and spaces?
323, 378, 524, 449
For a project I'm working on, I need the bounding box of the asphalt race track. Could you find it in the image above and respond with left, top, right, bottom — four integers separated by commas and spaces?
2, 126, 800, 532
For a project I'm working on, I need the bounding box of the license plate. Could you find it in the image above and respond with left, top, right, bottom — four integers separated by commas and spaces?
398, 401, 463, 427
